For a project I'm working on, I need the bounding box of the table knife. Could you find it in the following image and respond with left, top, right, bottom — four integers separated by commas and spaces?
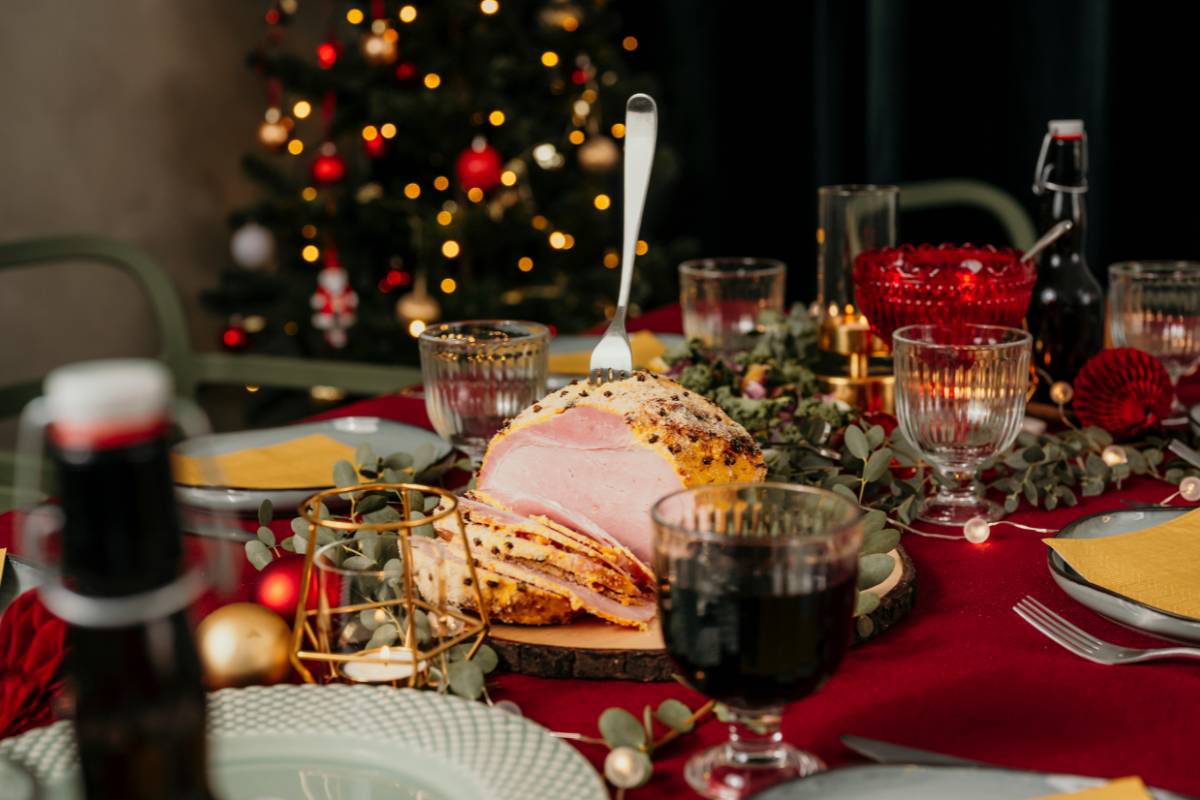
841, 735, 988, 768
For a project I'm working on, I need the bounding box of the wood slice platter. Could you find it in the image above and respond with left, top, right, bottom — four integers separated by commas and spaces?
490, 544, 916, 681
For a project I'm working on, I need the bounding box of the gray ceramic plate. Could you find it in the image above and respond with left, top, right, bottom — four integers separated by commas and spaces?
172, 417, 451, 514
0, 684, 607, 800
754, 765, 1187, 799
1048, 506, 1200, 644
547, 333, 685, 390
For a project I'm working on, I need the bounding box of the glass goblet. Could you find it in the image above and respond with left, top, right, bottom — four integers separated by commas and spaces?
419, 320, 549, 465
892, 324, 1031, 525
679, 258, 786, 354
651, 483, 863, 799
1108, 261, 1200, 412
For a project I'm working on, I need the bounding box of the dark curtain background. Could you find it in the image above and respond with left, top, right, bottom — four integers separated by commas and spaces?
623, 0, 1200, 302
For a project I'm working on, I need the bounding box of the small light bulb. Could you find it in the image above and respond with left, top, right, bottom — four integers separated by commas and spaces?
1049, 381, 1074, 405
963, 516, 990, 544
604, 746, 651, 789
1181, 476, 1200, 502
1101, 445, 1127, 467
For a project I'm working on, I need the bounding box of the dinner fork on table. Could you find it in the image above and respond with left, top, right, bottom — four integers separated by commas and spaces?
1014, 595, 1200, 664
589, 93, 657, 386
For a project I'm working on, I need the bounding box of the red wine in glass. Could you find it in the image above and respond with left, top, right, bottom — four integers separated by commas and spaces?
652, 484, 863, 800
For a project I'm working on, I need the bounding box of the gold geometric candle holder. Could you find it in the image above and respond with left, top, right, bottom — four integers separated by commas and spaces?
288, 482, 489, 688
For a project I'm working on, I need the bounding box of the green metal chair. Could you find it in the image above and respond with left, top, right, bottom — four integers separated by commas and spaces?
897, 179, 1037, 250
0, 236, 422, 509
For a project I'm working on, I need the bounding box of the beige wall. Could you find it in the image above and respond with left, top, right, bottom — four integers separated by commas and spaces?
0, 1, 265, 388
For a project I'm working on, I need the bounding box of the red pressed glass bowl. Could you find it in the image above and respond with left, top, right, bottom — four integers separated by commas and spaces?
853, 243, 1035, 347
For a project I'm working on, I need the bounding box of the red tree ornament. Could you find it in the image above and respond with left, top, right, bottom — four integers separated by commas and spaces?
221, 321, 249, 351
317, 40, 340, 69
394, 61, 418, 84
363, 133, 387, 158
455, 140, 503, 192
1073, 348, 1174, 440
252, 554, 342, 618
311, 144, 346, 184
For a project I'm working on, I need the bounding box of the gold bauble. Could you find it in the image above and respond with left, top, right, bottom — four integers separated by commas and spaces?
396, 273, 441, 324
361, 31, 398, 65
577, 135, 619, 173
258, 120, 290, 149
196, 602, 292, 689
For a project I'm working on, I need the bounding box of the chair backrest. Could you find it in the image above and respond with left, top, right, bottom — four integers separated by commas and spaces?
0, 237, 200, 417
898, 179, 1037, 250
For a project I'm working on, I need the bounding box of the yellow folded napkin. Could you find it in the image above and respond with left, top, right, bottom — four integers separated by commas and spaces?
1045, 507, 1200, 618
172, 434, 357, 489
0, 548, 6, 590
1032, 776, 1152, 799
548, 330, 667, 374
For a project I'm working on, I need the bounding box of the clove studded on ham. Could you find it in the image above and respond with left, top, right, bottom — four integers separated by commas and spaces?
478, 372, 766, 562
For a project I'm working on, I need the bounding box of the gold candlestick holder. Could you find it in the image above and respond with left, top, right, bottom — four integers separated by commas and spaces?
289, 482, 489, 688
817, 307, 895, 413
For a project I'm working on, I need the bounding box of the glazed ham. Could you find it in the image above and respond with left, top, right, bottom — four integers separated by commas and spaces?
478, 372, 766, 562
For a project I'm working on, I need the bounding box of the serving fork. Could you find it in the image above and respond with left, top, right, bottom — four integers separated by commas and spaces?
1014, 595, 1200, 664
589, 93, 658, 386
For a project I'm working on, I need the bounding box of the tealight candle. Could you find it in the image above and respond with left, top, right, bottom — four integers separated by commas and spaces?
341, 646, 427, 684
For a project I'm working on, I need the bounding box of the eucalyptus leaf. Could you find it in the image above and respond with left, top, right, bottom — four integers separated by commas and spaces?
334, 459, 358, 494
1023, 447, 1046, 463
598, 707, 647, 749
366, 623, 398, 649
454, 457, 475, 471
257, 499, 274, 526
424, 495, 442, 512
448, 659, 485, 700
244, 540, 273, 571
410, 442, 437, 474
384, 452, 414, 470
655, 699, 694, 733
861, 527, 901, 556
844, 425, 869, 461
474, 644, 499, 674
383, 558, 404, 579
861, 509, 887, 534
409, 510, 435, 537
857, 553, 894, 590
291, 517, 311, 537
1023, 482, 1038, 507
854, 591, 881, 617
357, 494, 389, 516
281, 536, 296, 552
364, 505, 403, 524
863, 448, 893, 482
831, 484, 858, 504
355, 442, 377, 470
1004, 494, 1020, 514
256, 526, 276, 548
360, 608, 386, 630
343, 554, 377, 571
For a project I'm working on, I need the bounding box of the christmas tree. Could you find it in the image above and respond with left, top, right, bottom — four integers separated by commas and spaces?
205, 0, 685, 364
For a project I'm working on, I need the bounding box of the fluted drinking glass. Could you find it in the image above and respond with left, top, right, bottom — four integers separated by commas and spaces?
652, 483, 863, 799
1109, 261, 1200, 412
419, 320, 548, 465
893, 325, 1031, 525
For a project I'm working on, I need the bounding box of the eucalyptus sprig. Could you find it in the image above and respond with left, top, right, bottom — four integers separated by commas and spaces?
593, 693, 716, 793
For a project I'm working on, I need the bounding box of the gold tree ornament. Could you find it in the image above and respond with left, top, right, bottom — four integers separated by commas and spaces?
577, 134, 619, 173
196, 602, 293, 689
288, 482, 490, 689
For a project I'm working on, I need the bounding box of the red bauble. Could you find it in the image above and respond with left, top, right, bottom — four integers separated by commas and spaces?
221, 323, 248, 351
252, 554, 342, 618
363, 134, 387, 158
1073, 348, 1174, 440
455, 142, 503, 191
317, 40, 340, 69
311, 147, 346, 184
394, 61, 418, 83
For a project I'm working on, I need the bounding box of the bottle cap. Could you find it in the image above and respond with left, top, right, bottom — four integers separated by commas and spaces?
44, 359, 172, 447
1048, 119, 1084, 139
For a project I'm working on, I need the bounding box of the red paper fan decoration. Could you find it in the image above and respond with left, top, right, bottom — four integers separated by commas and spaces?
1073, 348, 1174, 440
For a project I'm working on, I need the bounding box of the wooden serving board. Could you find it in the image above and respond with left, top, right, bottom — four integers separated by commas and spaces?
490, 544, 916, 681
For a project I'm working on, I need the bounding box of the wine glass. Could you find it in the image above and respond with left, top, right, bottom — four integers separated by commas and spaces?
419, 320, 549, 465
1108, 261, 1200, 412
679, 258, 786, 354
651, 483, 863, 799
892, 324, 1031, 525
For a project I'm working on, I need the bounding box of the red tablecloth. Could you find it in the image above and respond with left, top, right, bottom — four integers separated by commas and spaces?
4, 305, 1200, 796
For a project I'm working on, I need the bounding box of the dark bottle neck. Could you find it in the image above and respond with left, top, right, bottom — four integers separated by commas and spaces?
1037, 136, 1088, 267
52, 433, 185, 599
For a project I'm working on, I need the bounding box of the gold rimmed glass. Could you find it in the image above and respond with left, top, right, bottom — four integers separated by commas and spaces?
892, 324, 1032, 525
1109, 261, 1200, 412
651, 483, 863, 799
419, 320, 549, 465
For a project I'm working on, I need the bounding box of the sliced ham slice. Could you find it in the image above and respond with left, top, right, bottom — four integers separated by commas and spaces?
479, 373, 766, 562
411, 536, 656, 628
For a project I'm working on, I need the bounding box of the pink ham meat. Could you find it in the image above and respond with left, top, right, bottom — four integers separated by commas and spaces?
478, 372, 766, 563
410, 536, 656, 628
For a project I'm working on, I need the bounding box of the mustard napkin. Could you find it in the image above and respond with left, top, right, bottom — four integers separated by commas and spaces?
0, 548, 6, 590
548, 330, 667, 374
1032, 776, 1152, 799
1045, 507, 1200, 619
172, 434, 357, 489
